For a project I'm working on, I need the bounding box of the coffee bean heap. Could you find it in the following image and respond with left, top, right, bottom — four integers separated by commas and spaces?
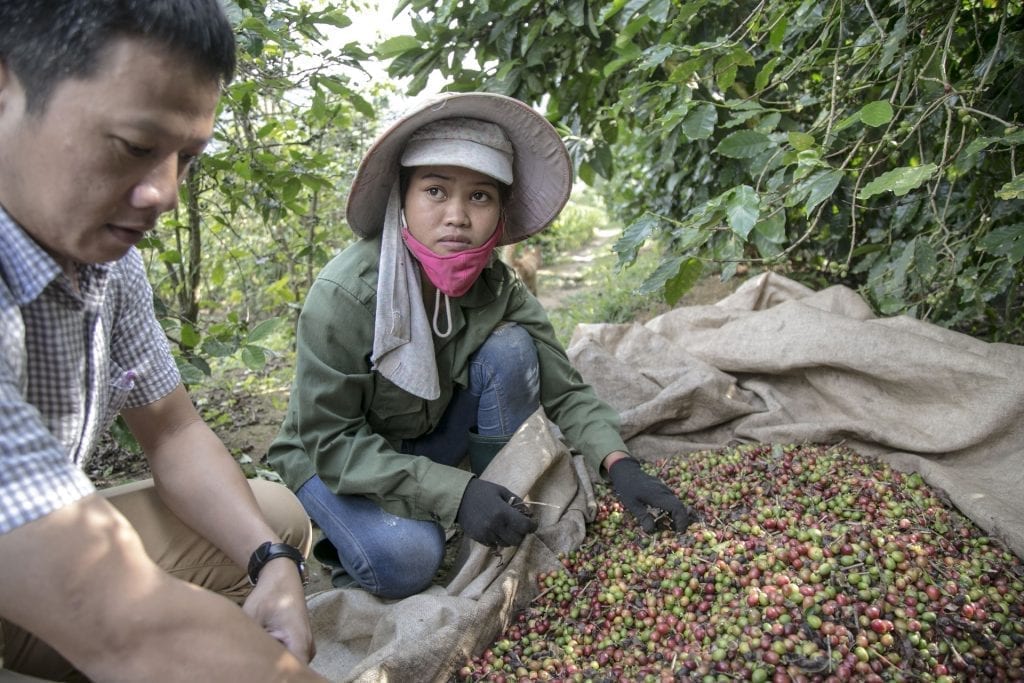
456, 443, 1024, 682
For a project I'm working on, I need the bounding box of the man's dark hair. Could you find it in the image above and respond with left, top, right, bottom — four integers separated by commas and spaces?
0, 0, 236, 114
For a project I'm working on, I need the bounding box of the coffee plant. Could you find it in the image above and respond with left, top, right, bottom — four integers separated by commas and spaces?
457, 444, 1024, 682
384, 0, 1024, 343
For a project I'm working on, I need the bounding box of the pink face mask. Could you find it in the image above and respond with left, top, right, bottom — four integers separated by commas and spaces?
401, 220, 504, 298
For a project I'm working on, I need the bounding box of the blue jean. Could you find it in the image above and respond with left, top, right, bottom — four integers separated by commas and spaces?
296, 322, 540, 598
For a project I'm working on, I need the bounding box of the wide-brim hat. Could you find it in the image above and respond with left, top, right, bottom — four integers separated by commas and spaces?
346, 92, 573, 246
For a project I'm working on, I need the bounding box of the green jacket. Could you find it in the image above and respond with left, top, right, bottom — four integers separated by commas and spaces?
267, 236, 628, 527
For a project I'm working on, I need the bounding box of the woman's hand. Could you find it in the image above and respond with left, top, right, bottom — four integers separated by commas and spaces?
457, 478, 538, 547
606, 457, 696, 533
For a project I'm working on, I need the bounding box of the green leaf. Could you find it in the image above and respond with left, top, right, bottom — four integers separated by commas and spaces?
979, 224, 1024, 262
788, 131, 816, 151
859, 100, 894, 127
604, 55, 636, 78
995, 176, 1024, 200
669, 57, 705, 84
180, 323, 200, 349
314, 11, 352, 30
715, 130, 771, 158
282, 177, 302, 203
604, 41, 641, 77
954, 136, 996, 173
832, 112, 862, 135
376, 35, 420, 59
211, 262, 226, 287
726, 185, 761, 239
716, 63, 738, 92
803, 169, 843, 215
566, 0, 586, 27
755, 56, 780, 92
858, 164, 938, 200
665, 257, 704, 305
578, 161, 596, 186
246, 317, 282, 344
614, 213, 662, 265
176, 358, 207, 385
589, 140, 614, 179
598, 0, 629, 23
241, 345, 268, 372
158, 249, 182, 264
637, 255, 683, 295
754, 210, 786, 244
640, 44, 675, 70
681, 103, 717, 140
769, 17, 788, 52
201, 338, 236, 358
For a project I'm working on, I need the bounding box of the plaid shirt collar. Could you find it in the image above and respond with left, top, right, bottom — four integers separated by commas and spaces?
0, 206, 111, 305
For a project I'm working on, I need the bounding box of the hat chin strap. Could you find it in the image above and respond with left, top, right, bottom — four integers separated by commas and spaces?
432, 289, 453, 338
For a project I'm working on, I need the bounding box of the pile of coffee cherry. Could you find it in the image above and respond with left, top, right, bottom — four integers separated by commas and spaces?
457, 443, 1024, 682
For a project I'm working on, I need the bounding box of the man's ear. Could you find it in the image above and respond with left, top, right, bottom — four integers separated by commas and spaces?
0, 59, 24, 117
0, 59, 11, 111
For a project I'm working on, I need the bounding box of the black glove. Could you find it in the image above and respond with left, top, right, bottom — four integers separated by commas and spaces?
608, 458, 695, 533
457, 478, 539, 547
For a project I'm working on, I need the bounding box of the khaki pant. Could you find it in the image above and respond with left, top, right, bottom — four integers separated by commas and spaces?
0, 478, 311, 682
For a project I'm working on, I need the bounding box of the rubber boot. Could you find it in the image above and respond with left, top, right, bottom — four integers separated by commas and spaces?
312, 536, 357, 589
467, 432, 511, 476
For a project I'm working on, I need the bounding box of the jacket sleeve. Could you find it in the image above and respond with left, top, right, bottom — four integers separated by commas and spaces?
272, 264, 473, 528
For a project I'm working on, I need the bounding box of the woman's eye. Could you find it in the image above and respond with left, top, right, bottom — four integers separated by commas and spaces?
471, 191, 492, 202
426, 186, 445, 198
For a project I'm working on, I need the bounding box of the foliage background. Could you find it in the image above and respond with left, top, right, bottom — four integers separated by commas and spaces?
134, 0, 1024, 395
384, 0, 1024, 343
143, 0, 380, 384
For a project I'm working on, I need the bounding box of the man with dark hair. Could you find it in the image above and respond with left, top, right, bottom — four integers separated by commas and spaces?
0, 2, 327, 680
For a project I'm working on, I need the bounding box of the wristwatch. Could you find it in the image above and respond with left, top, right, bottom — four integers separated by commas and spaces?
247, 541, 309, 586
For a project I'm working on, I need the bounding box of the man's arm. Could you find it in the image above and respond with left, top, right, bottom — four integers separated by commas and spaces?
121, 385, 315, 662
0, 494, 326, 682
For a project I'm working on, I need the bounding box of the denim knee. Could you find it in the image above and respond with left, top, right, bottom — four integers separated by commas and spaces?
296, 475, 446, 599
473, 322, 538, 382
355, 528, 446, 599
471, 323, 540, 435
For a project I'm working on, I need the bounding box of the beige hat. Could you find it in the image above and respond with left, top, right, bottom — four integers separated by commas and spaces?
346, 92, 572, 245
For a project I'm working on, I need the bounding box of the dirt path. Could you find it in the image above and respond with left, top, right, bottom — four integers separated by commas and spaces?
534, 225, 738, 313
535, 226, 621, 311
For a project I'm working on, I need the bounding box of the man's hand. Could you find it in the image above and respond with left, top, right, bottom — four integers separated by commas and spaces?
0, 495, 327, 682
608, 458, 696, 533
243, 557, 316, 663
457, 478, 538, 547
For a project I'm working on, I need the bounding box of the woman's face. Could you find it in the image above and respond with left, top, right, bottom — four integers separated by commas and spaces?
402, 165, 502, 255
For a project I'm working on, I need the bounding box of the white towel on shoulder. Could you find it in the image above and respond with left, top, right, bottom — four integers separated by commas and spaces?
370, 182, 440, 400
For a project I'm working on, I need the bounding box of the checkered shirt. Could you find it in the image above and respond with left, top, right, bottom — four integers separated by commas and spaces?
0, 208, 180, 535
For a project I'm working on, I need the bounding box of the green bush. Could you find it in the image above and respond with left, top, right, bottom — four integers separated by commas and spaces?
385, 0, 1024, 344
536, 202, 601, 255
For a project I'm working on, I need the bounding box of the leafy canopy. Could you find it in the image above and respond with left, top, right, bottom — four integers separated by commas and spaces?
384, 0, 1024, 342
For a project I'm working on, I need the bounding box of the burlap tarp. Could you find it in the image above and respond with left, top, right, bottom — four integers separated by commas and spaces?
306, 410, 597, 682
304, 271, 1024, 682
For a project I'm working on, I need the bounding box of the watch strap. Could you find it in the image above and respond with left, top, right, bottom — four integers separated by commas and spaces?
247, 541, 308, 586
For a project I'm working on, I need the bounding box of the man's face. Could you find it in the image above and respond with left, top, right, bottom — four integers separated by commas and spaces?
0, 37, 221, 270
